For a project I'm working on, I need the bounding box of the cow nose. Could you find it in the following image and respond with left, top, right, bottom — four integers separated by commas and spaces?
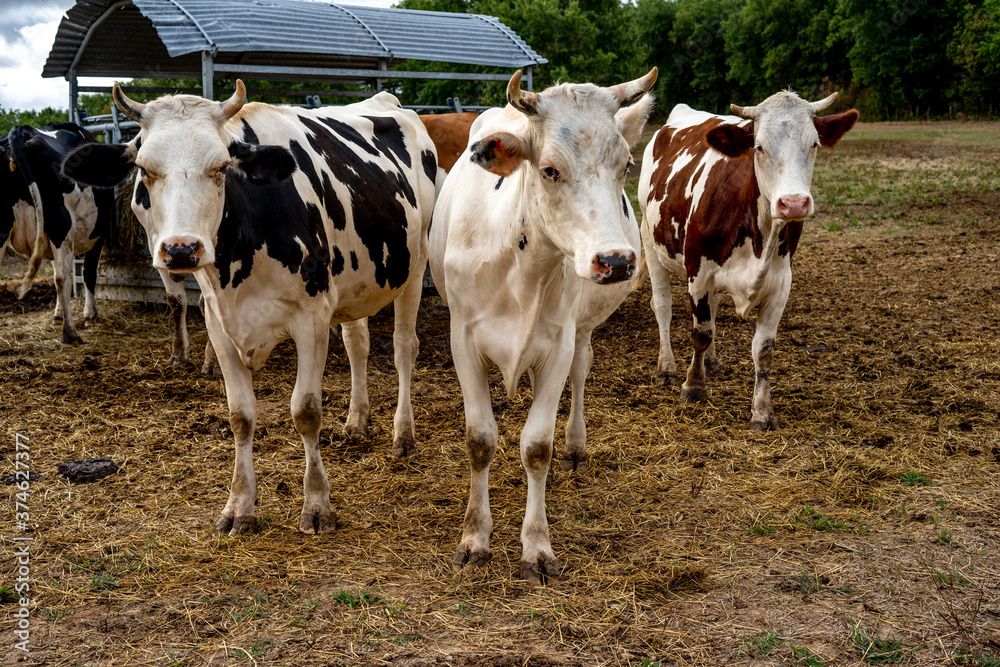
590, 250, 636, 285
776, 195, 811, 220
160, 238, 203, 270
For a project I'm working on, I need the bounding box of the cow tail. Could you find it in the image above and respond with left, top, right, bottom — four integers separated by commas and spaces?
0, 238, 8, 269
8, 127, 47, 299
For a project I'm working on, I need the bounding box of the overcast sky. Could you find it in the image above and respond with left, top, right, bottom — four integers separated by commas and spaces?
0, 0, 395, 112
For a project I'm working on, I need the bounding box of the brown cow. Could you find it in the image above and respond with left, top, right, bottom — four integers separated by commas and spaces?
418, 112, 479, 172
637, 91, 858, 430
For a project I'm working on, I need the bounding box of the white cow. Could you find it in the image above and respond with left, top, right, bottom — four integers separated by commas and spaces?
429, 68, 657, 584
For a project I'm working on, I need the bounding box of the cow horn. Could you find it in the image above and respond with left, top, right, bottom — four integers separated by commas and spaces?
609, 67, 658, 106
810, 92, 838, 113
219, 79, 247, 120
506, 70, 539, 116
730, 103, 756, 119
113, 84, 146, 122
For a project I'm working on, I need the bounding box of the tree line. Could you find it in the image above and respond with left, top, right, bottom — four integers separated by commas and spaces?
394, 0, 999, 120
2, 0, 996, 135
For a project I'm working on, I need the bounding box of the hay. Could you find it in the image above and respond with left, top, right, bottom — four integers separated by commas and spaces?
1, 122, 999, 665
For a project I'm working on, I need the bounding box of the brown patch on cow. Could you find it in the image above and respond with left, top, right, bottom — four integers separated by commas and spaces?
229, 412, 254, 442
419, 113, 478, 172
292, 393, 322, 436
523, 441, 551, 473
467, 431, 496, 472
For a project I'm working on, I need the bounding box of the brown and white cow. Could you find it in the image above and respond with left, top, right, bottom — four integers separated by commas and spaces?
418, 112, 479, 173
430, 69, 656, 584
638, 91, 858, 430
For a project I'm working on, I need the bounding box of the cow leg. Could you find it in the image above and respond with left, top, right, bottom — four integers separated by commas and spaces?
158, 269, 193, 368
680, 289, 715, 402
340, 318, 370, 441
51, 261, 63, 322
704, 292, 722, 377
750, 288, 790, 431
390, 264, 423, 458
206, 308, 258, 536
560, 330, 593, 472
518, 352, 573, 585
452, 328, 498, 572
53, 245, 81, 344
81, 237, 103, 328
293, 325, 336, 534
647, 252, 679, 385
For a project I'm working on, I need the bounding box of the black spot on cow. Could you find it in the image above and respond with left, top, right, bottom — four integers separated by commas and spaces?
621, 193, 629, 218
134, 180, 151, 209
518, 234, 527, 250
298, 118, 413, 290
692, 293, 712, 324
350, 250, 358, 271
240, 119, 260, 146
495, 176, 504, 190
331, 245, 345, 277
363, 115, 412, 169
420, 149, 436, 184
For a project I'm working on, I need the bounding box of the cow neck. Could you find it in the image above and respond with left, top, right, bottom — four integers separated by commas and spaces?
740, 187, 788, 316
499, 171, 577, 398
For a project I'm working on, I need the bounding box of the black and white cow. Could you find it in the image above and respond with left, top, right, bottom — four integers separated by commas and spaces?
2, 123, 114, 343
64, 81, 437, 536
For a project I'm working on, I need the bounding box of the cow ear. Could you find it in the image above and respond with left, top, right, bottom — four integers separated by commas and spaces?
228, 142, 297, 186
469, 131, 529, 177
616, 93, 655, 147
706, 123, 754, 157
814, 109, 859, 148
62, 143, 134, 187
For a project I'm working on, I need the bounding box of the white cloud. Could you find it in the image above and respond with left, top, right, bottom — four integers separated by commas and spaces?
0, 0, 397, 113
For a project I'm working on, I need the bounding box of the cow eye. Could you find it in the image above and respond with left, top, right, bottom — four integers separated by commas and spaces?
216, 163, 229, 176
540, 165, 561, 182
138, 166, 150, 180
755, 145, 765, 154
812, 141, 821, 149
624, 158, 634, 178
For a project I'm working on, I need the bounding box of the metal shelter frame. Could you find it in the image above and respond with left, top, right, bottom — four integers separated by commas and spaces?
44, 0, 547, 143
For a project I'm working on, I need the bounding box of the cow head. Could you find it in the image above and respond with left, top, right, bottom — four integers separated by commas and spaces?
706, 91, 859, 222
63, 80, 295, 272
469, 68, 657, 284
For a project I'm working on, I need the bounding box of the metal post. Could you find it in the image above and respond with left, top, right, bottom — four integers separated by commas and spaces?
524, 66, 533, 92
68, 69, 79, 123
201, 51, 214, 100
375, 58, 387, 93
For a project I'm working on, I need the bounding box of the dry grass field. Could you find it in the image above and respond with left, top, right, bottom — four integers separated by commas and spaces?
1, 121, 999, 666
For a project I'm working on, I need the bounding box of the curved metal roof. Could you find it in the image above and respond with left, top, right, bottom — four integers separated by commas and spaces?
43, 0, 547, 80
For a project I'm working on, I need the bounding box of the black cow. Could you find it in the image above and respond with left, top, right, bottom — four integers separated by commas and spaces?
2, 123, 114, 343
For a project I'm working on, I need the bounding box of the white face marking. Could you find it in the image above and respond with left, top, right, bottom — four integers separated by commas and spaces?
746, 93, 821, 219
131, 99, 234, 270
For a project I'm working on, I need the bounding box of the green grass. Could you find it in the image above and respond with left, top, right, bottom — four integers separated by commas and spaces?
797, 507, 870, 533
899, 471, 931, 486
89, 571, 119, 591
738, 630, 783, 658
849, 622, 912, 664
332, 588, 383, 609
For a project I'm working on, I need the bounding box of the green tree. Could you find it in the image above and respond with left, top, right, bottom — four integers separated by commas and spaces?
950, 0, 1000, 114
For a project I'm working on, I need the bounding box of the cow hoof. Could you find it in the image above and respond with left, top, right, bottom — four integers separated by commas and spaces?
655, 371, 680, 386
83, 317, 97, 329
391, 434, 417, 458
169, 355, 195, 369
519, 555, 561, 586
343, 423, 368, 442
453, 546, 492, 571
705, 360, 722, 378
559, 452, 590, 473
62, 331, 83, 345
52, 313, 64, 323
215, 514, 255, 536
299, 509, 338, 535
680, 386, 705, 402
750, 417, 779, 432
201, 361, 223, 376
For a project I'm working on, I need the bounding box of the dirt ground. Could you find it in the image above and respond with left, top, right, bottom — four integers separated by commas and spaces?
1, 122, 999, 666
